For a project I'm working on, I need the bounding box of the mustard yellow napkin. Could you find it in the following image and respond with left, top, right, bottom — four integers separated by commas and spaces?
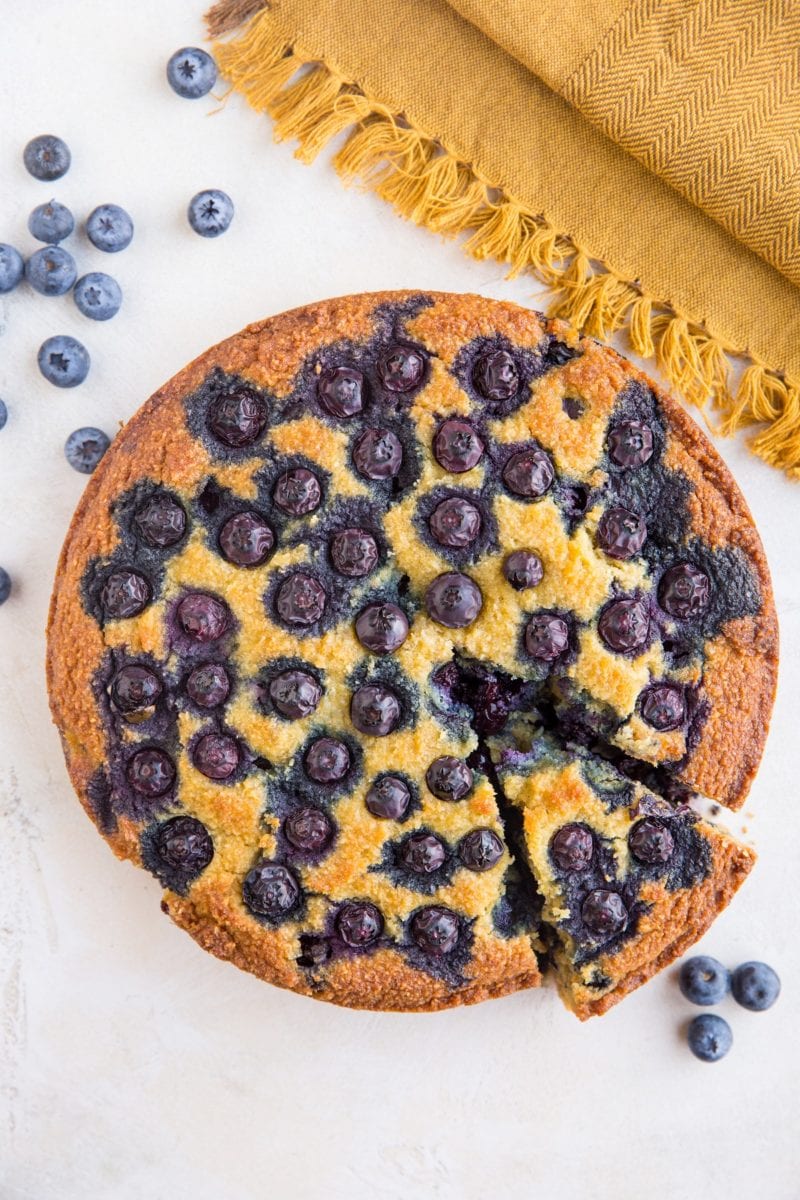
207, 0, 800, 476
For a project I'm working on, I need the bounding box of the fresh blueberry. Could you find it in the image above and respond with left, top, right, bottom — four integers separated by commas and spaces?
188, 189, 234, 237
86, 204, 134, 252
166, 47, 218, 98
731, 961, 781, 1012
0, 567, 10, 606
26, 246, 77, 296
23, 135, 71, 181
687, 1014, 732, 1063
39, 337, 90, 388
0, 245, 24, 294
679, 956, 730, 1006
73, 272, 122, 321
0, 399, 7, 432
64, 427, 109, 472
28, 200, 74, 244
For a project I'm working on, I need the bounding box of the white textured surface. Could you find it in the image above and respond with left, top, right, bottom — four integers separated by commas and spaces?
1, 3, 798, 1197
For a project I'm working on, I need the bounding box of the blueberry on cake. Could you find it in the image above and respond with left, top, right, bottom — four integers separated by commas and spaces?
47, 292, 777, 1016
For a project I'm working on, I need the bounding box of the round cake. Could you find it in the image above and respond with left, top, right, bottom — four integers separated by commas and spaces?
47, 291, 778, 1017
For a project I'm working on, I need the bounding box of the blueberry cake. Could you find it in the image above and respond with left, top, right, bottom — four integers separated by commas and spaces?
47, 292, 777, 1017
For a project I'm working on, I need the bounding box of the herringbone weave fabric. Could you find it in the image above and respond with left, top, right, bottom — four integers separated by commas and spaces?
206, 0, 800, 476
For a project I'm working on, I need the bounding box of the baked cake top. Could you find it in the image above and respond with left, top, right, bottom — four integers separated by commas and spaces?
46, 291, 777, 1015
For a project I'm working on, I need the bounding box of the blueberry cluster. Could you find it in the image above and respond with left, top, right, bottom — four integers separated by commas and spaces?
678, 954, 781, 1062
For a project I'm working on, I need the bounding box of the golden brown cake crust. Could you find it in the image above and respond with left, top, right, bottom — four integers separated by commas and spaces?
47, 290, 777, 1015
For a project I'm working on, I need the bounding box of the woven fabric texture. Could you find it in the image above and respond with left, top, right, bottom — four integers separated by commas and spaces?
206, 0, 800, 476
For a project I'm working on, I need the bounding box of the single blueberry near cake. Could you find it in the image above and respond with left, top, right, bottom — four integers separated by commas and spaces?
47, 291, 776, 1016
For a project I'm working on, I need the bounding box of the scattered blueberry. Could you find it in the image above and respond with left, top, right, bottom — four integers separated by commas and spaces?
551, 824, 594, 872
0, 245, 24, 294
473, 349, 519, 402
731, 961, 781, 1012
607, 419, 654, 469
73, 272, 122, 321
28, 200, 74, 244
429, 497, 481, 548
23, 135, 71, 181
188, 189, 234, 237
26, 246, 77, 296
687, 1013, 732, 1062
126, 747, 175, 797
400, 832, 447, 874
679, 956, 730, 1006
219, 511, 274, 566
596, 505, 647, 560
65, 427, 110, 472
502, 448, 554, 497
166, 47, 218, 99
0, 567, 11, 606
597, 597, 649, 655
426, 756, 473, 802
458, 828, 504, 871
86, 204, 134, 252
0, 399, 7, 431
629, 817, 675, 864
433, 419, 484, 473
284, 806, 333, 853
152, 816, 214, 877
330, 528, 378, 577
39, 336, 90, 388
581, 889, 628, 938
525, 613, 570, 661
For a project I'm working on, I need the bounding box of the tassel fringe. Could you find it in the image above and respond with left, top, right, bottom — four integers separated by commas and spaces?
209, 4, 800, 478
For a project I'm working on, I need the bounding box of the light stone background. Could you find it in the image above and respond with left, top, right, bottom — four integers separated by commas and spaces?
1, 3, 798, 1198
